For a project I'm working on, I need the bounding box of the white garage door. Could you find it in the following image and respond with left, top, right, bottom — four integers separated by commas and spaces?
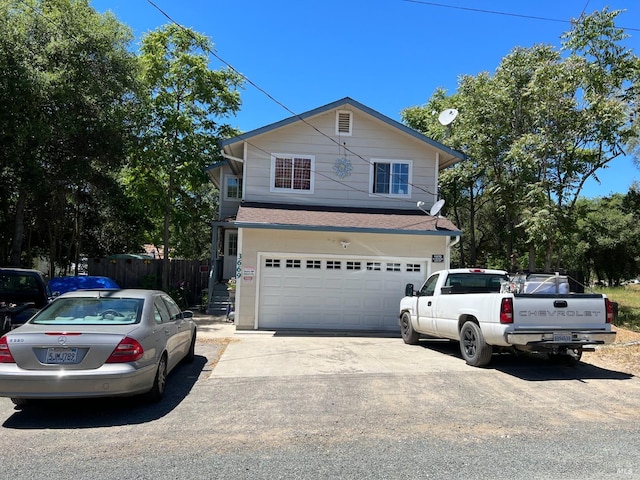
258, 255, 428, 331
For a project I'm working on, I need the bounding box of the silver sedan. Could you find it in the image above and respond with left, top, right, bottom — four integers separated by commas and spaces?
0, 289, 197, 406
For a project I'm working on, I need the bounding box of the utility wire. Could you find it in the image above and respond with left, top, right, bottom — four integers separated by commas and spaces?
145, 0, 441, 199
403, 0, 640, 31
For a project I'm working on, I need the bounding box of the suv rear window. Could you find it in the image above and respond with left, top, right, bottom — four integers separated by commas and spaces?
0, 272, 40, 295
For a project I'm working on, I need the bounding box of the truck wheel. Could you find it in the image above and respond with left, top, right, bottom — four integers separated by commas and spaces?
400, 312, 420, 345
460, 321, 493, 367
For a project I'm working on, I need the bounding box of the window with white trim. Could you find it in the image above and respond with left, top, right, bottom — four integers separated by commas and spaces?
406, 263, 421, 273
271, 154, 314, 193
370, 160, 412, 196
336, 110, 352, 136
227, 232, 238, 256
286, 259, 301, 269
224, 175, 242, 201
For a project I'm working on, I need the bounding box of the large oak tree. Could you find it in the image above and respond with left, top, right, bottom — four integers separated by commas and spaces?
402, 8, 640, 274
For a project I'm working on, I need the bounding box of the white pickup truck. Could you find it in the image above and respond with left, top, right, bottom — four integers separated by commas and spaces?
399, 268, 616, 366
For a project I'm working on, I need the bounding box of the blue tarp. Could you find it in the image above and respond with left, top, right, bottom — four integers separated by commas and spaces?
49, 276, 119, 295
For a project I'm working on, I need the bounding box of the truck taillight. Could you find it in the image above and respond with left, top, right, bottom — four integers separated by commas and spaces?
500, 298, 513, 324
0, 336, 16, 363
605, 298, 614, 324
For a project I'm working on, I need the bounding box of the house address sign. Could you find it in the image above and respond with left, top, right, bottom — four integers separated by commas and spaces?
432, 254, 444, 263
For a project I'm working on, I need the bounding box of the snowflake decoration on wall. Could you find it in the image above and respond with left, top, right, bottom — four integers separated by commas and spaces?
333, 157, 352, 179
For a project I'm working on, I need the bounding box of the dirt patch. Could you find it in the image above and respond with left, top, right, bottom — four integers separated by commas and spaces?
198, 336, 238, 369
583, 326, 640, 377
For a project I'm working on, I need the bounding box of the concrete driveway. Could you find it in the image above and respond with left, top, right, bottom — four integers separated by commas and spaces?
211, 331, 475, 378
193, 313, 475, 377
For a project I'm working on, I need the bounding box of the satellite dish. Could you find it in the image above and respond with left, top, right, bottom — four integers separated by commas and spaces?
430, 199, 445, 216
438, 108, 458, 126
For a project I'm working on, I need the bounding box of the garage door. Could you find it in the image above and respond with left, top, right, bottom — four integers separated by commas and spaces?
258, 255, 428, 331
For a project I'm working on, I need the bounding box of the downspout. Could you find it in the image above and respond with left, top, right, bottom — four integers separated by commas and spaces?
446, 235, 461, 269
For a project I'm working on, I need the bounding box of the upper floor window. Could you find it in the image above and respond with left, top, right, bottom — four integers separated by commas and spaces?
370, 160, 412, 196
271, 154, 314, 193
224, 175, 242, 201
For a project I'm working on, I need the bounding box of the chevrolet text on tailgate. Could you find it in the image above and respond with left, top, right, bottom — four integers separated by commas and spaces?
399, 268, 616, 367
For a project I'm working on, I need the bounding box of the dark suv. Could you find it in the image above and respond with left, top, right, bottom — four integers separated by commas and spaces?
0, 268, 52, 335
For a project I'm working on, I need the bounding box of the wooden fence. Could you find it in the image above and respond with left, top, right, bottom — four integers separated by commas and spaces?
88, 257, 210, 306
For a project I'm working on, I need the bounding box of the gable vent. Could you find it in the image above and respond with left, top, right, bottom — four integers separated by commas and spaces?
336, 110, 352, 136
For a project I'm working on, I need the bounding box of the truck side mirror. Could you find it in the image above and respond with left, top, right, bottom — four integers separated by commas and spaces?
405, 283, 414, 297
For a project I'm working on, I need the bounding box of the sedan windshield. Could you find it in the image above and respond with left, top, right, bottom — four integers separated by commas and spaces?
31, 297, 143, 325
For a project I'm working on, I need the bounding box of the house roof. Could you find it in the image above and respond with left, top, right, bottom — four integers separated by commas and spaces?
218, 97, 466, 169
228, 202, 461, 237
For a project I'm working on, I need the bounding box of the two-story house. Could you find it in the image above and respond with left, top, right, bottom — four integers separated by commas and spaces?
206, 97, 465, 332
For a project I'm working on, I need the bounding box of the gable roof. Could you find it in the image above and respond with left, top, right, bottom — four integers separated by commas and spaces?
225, 202, 460, 237
220, 97, 466, 169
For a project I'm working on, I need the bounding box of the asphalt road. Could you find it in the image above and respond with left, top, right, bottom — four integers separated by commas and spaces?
0, 332, 639, 480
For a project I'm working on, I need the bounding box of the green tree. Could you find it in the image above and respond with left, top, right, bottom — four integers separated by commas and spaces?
0, 0, 140, 273
571, 194, 640, 285
402, 8, 640, 273
131, 24, 242, 290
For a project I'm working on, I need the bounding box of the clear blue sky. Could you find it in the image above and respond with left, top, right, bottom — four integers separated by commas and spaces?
91, 0, 640, 198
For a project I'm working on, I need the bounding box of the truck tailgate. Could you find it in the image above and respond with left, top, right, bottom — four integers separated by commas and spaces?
512, 294, 609, 329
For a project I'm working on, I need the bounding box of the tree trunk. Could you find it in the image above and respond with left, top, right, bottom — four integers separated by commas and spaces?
528, 245, 537, 272
544, 243, 554, 272
9, 190, 26, 266
162, 171, 173, 292
468, 183, 477, 266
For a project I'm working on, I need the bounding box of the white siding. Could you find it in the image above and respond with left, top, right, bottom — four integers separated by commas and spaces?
241, 109, 439, 210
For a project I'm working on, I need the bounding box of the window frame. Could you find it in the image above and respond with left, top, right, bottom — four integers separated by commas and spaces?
270, 154, 315, 194
223, 175, 242, 201
370, 159, 412, 197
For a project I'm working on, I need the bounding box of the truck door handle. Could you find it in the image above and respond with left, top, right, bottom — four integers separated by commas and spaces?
428, 301, 432, 306
554, 300, 568, 308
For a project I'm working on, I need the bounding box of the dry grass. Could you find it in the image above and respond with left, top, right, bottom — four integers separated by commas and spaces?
583, 325, 640, 377
595, 284, 640, 332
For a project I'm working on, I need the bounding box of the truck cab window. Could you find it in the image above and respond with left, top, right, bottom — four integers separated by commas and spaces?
420, 274, 439, 296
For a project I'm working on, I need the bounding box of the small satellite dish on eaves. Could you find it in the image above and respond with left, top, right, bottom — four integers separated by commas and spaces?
438, 108, 458, 126
430, 199, 445, 217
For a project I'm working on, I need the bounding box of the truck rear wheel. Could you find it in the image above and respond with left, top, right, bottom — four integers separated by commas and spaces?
400, 312, 420, 345
460, 321, 493, 367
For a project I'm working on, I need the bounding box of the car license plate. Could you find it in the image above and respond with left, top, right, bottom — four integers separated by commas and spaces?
553, 333, 573, 343
46, 347, 78, 364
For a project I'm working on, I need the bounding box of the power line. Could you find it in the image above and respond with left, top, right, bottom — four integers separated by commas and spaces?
144, 0, 440, 200
402, 0, 640, 32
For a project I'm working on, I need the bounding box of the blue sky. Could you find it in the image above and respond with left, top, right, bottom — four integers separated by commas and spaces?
90, 0, 640, 198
